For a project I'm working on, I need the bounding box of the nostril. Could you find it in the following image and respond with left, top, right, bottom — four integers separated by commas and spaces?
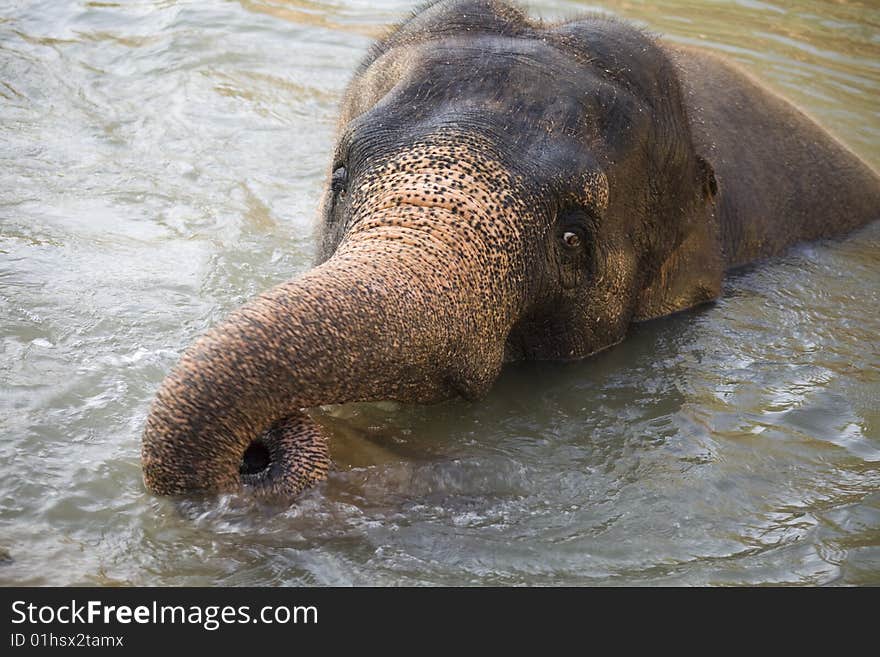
235, 414, 330, 497
240, 440, 272, 477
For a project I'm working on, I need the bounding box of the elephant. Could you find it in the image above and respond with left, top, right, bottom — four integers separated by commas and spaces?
141, 0, 880, 498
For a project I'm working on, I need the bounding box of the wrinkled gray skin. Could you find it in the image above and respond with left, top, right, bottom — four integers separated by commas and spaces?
142, 0, 880, 498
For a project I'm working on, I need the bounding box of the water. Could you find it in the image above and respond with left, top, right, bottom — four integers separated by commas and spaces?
1, 0, 878, 586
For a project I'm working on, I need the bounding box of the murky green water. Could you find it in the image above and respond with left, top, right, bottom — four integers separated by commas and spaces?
1, 0, 878, 586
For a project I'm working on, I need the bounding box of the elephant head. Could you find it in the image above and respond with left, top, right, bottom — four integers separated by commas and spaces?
142, 0, 719, 497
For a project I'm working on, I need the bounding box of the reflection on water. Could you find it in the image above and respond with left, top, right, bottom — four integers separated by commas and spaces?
1, 0, 878, 586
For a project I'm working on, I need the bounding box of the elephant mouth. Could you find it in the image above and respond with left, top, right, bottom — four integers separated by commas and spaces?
236, 414, 331, 497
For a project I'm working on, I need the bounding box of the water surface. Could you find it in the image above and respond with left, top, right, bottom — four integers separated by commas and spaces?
1, 0, 878, 585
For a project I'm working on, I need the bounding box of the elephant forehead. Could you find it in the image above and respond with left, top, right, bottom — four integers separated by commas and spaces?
357, 35, 582, 98
347, 35, 630, 139
349, 131, 517, 190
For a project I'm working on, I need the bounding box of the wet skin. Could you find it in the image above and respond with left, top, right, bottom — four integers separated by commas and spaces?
142, 0, 880, 498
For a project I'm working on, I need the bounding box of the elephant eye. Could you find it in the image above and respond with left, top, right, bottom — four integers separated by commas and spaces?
331, 166, 348, 196
562, 231, 581, 248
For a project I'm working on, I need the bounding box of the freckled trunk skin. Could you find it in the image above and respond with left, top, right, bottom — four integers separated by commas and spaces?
142, 206, 523, 496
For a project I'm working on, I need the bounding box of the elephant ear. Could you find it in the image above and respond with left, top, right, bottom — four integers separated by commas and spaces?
697, 154, 719, 199
633, 154, 724, 321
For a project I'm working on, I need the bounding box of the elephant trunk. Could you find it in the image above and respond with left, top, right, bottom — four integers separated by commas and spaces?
141, 202, 521, 497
